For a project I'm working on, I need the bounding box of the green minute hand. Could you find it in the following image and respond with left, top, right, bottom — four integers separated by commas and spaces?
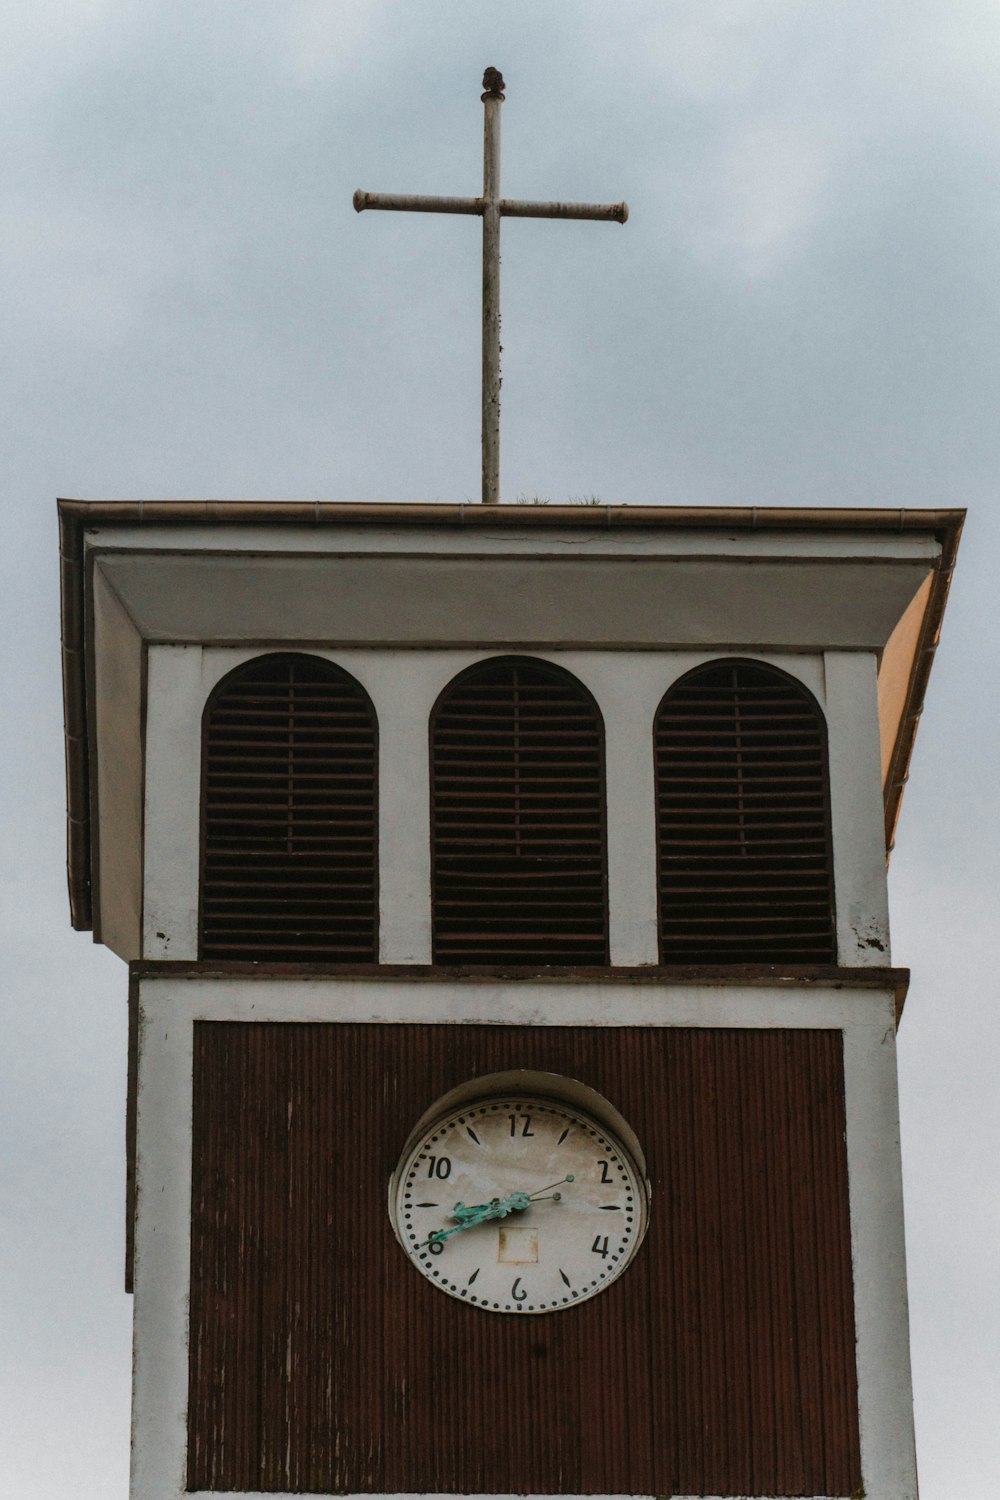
416, 1176, 574, 1251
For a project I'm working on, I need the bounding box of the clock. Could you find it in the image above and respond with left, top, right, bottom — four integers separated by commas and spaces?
389, 1072, 649, 1314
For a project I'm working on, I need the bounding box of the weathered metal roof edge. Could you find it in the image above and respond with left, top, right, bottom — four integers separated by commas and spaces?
57, 496, 966, 532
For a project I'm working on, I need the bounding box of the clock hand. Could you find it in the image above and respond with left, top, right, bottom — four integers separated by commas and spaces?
415, 1214, 485, 1250
417, 1191, 529, 1250
453, 1193, 530, 1221
527, 1174, 574, 1199
451, 1199, 499, 1223
417, 1177, 576, 1250
463, 1178, 574, 1217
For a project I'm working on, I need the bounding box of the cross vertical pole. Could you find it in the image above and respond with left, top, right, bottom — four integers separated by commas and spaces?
353, 69, 627, 504
481, 71, 503, 505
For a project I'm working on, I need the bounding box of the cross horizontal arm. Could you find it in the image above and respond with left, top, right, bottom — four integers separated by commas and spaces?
354, 190, 628, 223
353, 190, 481, 216
500, 198, 628, 223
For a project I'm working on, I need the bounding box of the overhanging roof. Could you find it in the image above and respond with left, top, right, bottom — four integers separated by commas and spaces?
58, 499, 964, 933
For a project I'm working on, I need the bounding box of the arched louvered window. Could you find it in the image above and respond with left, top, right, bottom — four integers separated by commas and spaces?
200, 654, 377, 962
431, 657, 608, 964
655, 660, 836, 964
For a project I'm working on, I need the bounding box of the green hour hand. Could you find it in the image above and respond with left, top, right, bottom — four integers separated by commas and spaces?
416, 1177, 574, 1251
451, 1198, 510, 1224
417, 1193, 525, 1250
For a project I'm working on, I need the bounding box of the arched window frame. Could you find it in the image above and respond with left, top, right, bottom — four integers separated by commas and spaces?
429, 654, 609, 966
199, 652, 379, 963
654, 656, 837, 966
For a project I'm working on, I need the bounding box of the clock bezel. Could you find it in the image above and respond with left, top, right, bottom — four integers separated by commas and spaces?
388, 1070, 651, 1313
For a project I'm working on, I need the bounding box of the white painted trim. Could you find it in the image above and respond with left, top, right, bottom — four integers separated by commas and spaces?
86, 522, 942, 561
130, 995, 195, 1498
136, 972, 878, 1027
131, 976, 916, 1500
362, 654, 466, 964
825, 652, 892, 964
843, 1018, 918, 1498
142, 646, 204, 959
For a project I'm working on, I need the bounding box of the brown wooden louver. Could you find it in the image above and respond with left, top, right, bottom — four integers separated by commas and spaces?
431, 657, 608, 964
656, 660, 836, 964
200, 654, 377, 961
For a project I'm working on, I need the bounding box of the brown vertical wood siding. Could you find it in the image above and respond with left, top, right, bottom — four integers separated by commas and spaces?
188, 1024, 860, 1496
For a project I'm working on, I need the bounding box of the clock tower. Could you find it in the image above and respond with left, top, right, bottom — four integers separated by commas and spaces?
59, 497, 960, 1500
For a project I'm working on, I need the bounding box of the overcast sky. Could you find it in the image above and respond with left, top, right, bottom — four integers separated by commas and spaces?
2, 3, 998, 1497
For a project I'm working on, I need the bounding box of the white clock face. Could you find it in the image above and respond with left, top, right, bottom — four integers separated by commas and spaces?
391, 1093, 648, 1314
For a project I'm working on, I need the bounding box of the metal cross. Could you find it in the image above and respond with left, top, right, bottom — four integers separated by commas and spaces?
354, 68, 628, 505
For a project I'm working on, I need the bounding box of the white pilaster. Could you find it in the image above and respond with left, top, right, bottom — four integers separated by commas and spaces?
566, 656, 662, 966
844, 1004, 917, 1498
363, 655, 438, 964
142, 645, 204, 959
825, 652, 892, 964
